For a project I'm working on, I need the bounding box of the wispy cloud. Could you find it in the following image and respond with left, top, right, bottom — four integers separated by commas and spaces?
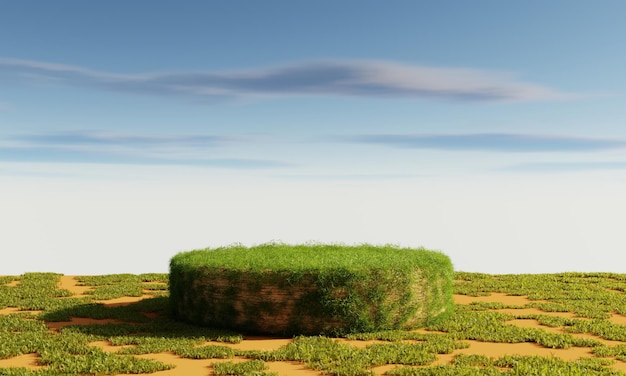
502, 161, 626, 173
0, 57, 577, 103
0, 131, 291, 169
335, 133, 626, 152
271, 173, 434, 181
15, 131, 225, 147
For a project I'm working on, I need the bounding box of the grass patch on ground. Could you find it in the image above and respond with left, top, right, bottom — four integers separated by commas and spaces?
2, 270, 626, 374
74, 273, 168, 300
212, 359, 277, 376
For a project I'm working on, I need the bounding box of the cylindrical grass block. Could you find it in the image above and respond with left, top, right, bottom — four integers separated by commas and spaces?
169, 243, 453, 336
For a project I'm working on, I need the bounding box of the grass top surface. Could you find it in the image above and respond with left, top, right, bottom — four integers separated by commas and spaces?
170, 243, 450, 273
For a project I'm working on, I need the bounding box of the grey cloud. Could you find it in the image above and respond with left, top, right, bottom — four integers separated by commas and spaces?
337, 133, 626, 152
0, 57, 576, 102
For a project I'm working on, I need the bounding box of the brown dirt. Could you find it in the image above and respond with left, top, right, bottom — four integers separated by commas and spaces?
114, 353, 324, 376
214, 336, 293, 351
0, 353, 46, 370
116, 353, 245, 376
336, 338, 400, 348
4, 280, 20, 287
371, 364, 402, 375
0, 307, 22, 315
3, 276, 626, 374
58, 275, 92, 296
95, 295, 156, 307
436, 340, 594, 362
264, 360, 322, 376
507, 318, 625, 347
611, 313, 626, 325
0, 307, 43, 316
88, 340, 137, 353
45, 317, 130, 331
454, 293, 584, 319
495, 307, 581, 319
453, 292, 546, 306
57, 275, 154, 305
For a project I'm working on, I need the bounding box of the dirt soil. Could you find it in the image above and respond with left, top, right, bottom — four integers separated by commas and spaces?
2, 276, 626, 375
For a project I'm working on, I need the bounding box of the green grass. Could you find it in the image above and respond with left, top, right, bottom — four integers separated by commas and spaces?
170, 242, 451, 271
0, 276, 17, 285
2, 270, 626, 374
0, 272, 241, 375
212, 359, 277, 376
386, 355, 621, 376
169, 242, 454, 336
74, 274, 168, 300
0, 273, 73, 311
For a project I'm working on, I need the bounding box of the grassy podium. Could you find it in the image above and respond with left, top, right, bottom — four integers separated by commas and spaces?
169, 243, 453, 336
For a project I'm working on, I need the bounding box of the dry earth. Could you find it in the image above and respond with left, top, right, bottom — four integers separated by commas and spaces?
2, 276, 626, 375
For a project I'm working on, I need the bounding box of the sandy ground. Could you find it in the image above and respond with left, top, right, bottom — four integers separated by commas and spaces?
2, 276, 626, 374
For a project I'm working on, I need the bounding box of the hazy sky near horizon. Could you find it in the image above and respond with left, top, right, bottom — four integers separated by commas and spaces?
2, 1, 626, 275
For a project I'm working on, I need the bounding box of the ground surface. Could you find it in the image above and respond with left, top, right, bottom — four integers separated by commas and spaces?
2, 272, 626, 375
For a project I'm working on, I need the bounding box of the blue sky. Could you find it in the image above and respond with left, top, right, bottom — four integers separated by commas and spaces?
2, 1, 626, 275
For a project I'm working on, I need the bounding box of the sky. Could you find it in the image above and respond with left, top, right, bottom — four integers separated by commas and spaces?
2, 1, 626, 275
